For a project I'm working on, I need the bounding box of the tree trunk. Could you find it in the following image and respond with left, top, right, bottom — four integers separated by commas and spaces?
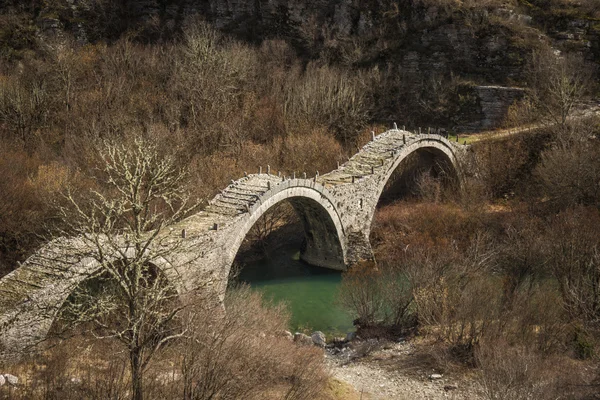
131, 347, 144, 400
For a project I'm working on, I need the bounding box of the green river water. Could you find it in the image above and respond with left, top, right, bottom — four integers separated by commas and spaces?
237, 245, 354, 335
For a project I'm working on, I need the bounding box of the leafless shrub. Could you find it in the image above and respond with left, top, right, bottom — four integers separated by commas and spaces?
471, 136, 530, 199
280, 63, 373, 144
526, 49, 596, 132
339, 261, 385, 326
181, 286, 328, 400
476, 341, 558, 400
535, 136, 600, 209
244, 201, 298, 256
0, 75, 48, 142
408, 233, 501, 354
3, 287, 329, 400
507, 284, 570, 354
415, 171, 443, 203
496, 218, 546, 309
543, 207, 600, 327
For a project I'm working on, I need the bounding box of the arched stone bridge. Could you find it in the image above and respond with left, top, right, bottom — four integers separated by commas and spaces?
0, 129, 467, 357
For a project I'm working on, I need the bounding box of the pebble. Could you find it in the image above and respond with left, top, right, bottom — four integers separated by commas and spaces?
4, 374, 18, 386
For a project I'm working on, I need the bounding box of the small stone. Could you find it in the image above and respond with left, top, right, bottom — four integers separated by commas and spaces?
428, 373, 443, 380
293, 333, 313, 346
0, 375, 5, 386
4, 374, 18, 386
282, 330, 293, 341
444, 384, 458, 391
311, 331, 327, 347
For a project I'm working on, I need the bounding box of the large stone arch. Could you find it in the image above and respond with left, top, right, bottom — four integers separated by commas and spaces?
220, 180, 348, 287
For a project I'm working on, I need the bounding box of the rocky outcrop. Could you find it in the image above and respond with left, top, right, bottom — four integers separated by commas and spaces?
311, 331, 327, 347
293, 332, 313, 346
457, 86, 525, 132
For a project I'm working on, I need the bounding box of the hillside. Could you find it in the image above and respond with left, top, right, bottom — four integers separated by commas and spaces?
2, 1, 599, 125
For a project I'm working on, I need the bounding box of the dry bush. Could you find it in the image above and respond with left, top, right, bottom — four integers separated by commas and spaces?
503, 98, 538, 129
0, 73, 49, 142
476, 341, 561, 400
244, 201, 299, 257
349, 216, 504, 348
0, 144, 64, 276
535, 137, 600, 210
181, 286, 328, 400
276, 129, 344, 175
339, 261, 386, 326
525, 49, 596, 130
581, 0, 600, 17
2, 287, 329, 400
371, 202, 492, 258
414, 171, 443, 203
543, 207, 600, 328
176, 22, 260, 155
496, 216, 546, 309
471, 136, 531, 199
280, 62, 373, 144
507, 284, 570, 354
3, 339, 134, 400
406, 233, 501, 354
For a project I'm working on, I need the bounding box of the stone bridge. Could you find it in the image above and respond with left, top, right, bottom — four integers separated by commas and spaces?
0, 128, 467, 358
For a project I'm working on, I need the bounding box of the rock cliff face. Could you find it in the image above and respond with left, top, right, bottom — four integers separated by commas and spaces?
35, 1, 599, 81
459, 86, 525, 132
22, 0, 599, 130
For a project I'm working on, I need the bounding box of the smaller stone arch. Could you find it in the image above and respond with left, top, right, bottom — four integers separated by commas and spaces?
0, 239, 180, 360
375, 135, 461, 206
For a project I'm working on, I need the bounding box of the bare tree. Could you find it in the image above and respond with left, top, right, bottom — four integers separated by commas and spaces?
526, 49, 596, 133
544, 208, 600, 327
52, 136, 202, 400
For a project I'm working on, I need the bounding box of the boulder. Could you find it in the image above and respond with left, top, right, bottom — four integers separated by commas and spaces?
4, 374, 18, 386
293, 333, 312, 346
0, 375, 5, 386
311, 331, 326, 347
282, 330, 293, 341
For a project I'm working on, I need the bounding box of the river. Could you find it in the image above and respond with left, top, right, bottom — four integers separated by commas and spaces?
237, 245, 354, 336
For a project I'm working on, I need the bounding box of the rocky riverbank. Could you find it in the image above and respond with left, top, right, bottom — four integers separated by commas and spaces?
290, 330, 482, 400
326, 340, 481, 400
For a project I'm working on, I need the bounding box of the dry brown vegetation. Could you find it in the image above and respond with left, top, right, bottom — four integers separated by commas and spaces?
340, 115, 600, 398
1, 287, 330, 400
0, 22, 376, 275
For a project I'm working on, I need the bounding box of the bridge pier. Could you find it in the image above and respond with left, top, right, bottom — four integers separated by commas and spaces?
345, 231, 375, 266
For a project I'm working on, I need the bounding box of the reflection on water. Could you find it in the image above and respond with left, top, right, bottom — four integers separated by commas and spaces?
237, 245, 353, 335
